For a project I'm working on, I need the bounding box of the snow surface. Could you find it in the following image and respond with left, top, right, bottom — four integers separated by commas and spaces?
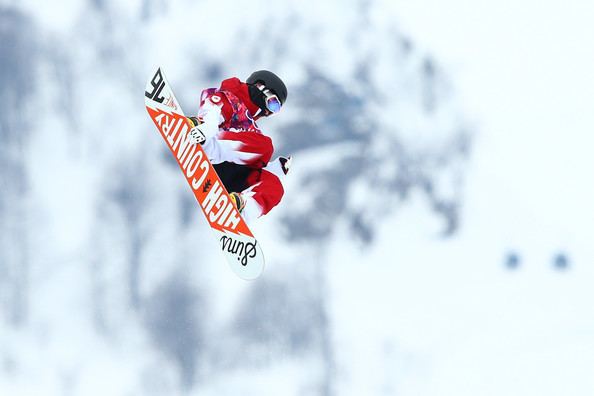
1, 0, 593, 395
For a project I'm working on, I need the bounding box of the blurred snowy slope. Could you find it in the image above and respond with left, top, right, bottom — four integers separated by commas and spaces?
8, 1, 573, 396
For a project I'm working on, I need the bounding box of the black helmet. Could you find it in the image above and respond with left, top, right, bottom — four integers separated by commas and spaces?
247, 70, 288, 105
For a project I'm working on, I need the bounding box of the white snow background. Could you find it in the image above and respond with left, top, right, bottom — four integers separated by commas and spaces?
1, 0, 593, 395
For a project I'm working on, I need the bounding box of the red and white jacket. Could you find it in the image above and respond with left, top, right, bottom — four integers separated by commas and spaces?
195, 77, 286, 221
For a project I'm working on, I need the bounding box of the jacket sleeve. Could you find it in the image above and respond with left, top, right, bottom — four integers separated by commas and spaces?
195, 90, 226, 139
202, 130, 273, 167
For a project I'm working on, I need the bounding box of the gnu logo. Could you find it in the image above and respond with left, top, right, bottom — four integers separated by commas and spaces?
145, 68, 166, 103
220, 236, 258, 266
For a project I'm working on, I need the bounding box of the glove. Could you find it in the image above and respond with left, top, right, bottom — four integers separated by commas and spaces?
279, 156, 292, 175
187, 116, 213, 145
229, 192, 246, 213
188, 125, 206, 145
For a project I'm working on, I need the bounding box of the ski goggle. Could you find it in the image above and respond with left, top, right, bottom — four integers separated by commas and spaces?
259, 86, 282, 114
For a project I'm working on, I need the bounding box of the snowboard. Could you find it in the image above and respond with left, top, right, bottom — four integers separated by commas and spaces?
144, 67, 265, 280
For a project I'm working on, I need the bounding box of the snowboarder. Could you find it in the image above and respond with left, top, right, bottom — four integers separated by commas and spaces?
185, 70, 291, 222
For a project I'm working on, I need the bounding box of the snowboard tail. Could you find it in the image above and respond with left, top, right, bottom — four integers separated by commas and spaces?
145, 67, 264, 280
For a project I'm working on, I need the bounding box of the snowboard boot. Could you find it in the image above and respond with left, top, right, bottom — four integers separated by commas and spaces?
229, 192, 246, 213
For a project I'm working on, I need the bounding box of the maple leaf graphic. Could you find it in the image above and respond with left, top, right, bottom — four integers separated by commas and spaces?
202, 179, 212, 193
